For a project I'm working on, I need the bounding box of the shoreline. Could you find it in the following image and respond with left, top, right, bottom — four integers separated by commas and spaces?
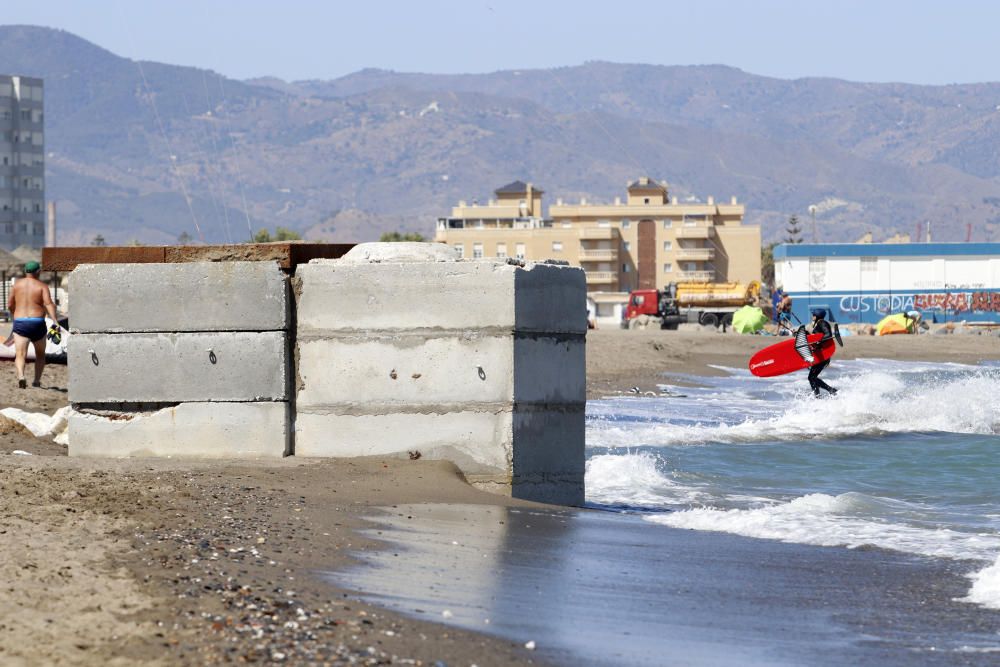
2, 330, 999, 663
585, 329, 1000, 398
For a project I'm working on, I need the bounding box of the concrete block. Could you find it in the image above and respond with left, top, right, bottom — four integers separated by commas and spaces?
294, 410, 512, 474
297, 255, 587, 334
513, 336, 586, 404
297, 334, 583, 407
294, 406, 585, 505
296, 334, 515, 407
69, 331, 289, 403
69, 402, 290, 458
70, 261, 289, 333
514, 262, 589, 334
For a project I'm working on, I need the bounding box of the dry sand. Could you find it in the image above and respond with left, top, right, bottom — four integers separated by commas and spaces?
1, 330, 997, 664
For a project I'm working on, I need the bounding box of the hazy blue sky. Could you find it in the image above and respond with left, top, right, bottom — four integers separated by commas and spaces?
4, 1, 998, 84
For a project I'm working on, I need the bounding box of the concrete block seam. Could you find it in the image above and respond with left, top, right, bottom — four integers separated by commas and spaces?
294, 402, 515, 417
295, 330, 586, 342
294, 401, 584, 416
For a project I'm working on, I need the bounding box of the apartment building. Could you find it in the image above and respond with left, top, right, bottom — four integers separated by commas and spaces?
0, 75, 45, 251
435, 178, 761, 295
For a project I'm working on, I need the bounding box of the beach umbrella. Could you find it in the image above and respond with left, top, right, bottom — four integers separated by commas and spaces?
732, 305, 768, 333
876, 313, 915, 335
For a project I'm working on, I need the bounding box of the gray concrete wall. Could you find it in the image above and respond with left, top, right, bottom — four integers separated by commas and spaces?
294, 244, 587, 505
69, 331, 289, 403
70, 261, 289, 333
69, 402, 290, 458
68, 261, 291, 458
65, 249, 588, 504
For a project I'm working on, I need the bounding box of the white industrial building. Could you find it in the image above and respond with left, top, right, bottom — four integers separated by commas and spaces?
774, 242, 1000, 324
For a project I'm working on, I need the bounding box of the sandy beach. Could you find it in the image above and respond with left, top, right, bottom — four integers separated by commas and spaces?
1, 329, 998, 664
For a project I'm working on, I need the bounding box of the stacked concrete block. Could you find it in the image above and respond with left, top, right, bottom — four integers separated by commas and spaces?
67, 262, 291, 458
294, 243, 587, 505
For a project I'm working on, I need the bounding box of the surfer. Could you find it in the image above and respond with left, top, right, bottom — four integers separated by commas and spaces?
806, 308, 837, 397
6, 261, 59, 389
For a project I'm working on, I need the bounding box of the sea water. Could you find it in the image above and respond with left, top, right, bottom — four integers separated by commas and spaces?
587, 358, 1000, 609
334, 358, 1000, 665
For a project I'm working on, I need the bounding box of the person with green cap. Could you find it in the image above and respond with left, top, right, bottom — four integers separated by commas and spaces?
6, 260, 59, 388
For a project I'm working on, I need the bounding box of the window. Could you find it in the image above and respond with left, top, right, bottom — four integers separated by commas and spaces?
662, 241, 672, 251
472, 242, 483, 259
621, 220, 630, 229
623, 241, 631, 252
33, 223, 43, 235
20, 110, 30, 121
496, 243, 507, 258
453, 244, 464, 258
551, 241, 563, 252
622, 264, 630, 273
643, 198, 650, 204
663, 263, 672, 273
515, 243, 525, 259
662, 219, 672, 229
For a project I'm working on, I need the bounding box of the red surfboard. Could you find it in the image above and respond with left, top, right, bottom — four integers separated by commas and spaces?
748, 331, 837, 378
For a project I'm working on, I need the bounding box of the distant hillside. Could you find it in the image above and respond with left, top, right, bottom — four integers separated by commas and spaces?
4, 25, 1000, 245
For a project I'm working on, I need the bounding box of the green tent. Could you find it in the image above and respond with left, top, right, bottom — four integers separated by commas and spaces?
732, 305, 768, 333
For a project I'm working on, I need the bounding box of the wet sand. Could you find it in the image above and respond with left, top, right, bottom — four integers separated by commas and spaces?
1, 331, 998, 664
336, 504, 1000, 666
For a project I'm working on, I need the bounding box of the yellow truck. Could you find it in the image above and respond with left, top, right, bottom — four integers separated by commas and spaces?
623, 281, 762, 329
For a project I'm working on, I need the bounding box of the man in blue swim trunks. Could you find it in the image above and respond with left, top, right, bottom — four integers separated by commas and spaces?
7, 260, 58, 388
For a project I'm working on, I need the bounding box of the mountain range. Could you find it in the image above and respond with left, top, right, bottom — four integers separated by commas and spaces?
3, 24, 1000, 246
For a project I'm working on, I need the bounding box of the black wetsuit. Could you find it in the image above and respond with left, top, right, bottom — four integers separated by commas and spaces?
808, 319, 838, 397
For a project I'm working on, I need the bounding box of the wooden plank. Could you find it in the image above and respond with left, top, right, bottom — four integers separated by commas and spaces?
42, 243, 355, 271
42, 247, 166, 271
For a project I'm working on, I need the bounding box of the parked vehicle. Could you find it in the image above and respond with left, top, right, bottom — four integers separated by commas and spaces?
623, 281, 761, 329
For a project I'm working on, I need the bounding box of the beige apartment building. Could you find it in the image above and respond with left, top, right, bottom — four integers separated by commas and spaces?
435, 178, 761, 297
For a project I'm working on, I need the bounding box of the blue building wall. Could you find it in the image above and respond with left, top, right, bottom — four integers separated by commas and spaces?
774, 243, 1000, 325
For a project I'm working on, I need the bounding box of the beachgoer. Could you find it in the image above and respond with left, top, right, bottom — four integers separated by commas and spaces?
906, 310, 922, 333
777, 294, 794, 333
806, 308, 837, 397
7, 261, 59, 389
771, 287, 785, 322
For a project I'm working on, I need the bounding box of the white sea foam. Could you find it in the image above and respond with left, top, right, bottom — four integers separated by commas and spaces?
966, 555, 1000, 610
585, 452, 707, 507
587, 367, 1000, 449
646, 493, 1000, 562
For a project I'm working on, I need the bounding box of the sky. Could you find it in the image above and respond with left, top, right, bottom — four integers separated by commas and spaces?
2, 1, 999, 85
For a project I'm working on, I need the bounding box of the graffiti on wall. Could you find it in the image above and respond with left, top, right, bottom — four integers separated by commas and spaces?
838, 290, 1000, 315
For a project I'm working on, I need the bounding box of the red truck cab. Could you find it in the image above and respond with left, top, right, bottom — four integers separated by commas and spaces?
623, 288, 661, 322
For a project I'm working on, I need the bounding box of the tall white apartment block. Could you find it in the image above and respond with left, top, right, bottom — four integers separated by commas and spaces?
0, 75, 45, 250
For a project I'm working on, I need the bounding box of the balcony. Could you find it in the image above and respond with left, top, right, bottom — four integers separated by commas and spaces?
579, 248, 618, 261
578, 227, 617, 240
674, 226, 715, 239
674, 248, 715, 261
585, 271, 617, 284
677, 270, 716, 282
